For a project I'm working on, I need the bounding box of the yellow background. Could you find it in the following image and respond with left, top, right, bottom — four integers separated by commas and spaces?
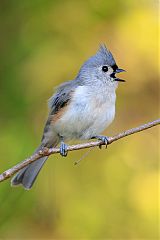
0, 0, 159, 239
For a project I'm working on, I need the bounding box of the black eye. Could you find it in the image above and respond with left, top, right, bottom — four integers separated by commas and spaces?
102, 66, 108, 72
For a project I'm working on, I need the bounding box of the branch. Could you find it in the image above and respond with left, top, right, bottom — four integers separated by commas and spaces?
0, 119, 159, 183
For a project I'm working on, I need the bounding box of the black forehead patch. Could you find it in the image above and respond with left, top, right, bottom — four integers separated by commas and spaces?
112, 64, 118, 71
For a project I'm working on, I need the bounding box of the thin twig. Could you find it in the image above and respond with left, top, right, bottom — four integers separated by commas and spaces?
74, 146, 96, 165
0, 119, 159, 182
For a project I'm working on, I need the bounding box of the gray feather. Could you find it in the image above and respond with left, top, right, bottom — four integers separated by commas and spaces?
48, 80, 79, 113
11, 156, 48, 190
80, 44, 116, 69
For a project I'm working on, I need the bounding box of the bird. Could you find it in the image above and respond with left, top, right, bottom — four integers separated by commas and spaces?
11, 44, 125, 190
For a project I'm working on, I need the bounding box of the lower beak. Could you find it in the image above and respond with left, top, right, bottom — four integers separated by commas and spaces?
114, 78, 126, 82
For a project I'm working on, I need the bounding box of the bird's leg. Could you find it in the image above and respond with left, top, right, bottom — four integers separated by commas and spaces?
91, 135, 109, 149
59, 136, 68, 157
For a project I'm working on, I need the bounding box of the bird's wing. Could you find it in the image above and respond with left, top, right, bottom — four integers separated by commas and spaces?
48, 80, 77, 115
41, 80, 78, 144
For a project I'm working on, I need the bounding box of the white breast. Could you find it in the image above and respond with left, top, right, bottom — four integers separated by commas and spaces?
54, 85, 116, 140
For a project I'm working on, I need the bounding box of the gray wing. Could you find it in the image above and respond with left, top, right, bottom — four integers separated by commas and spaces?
41, 80, 78, 144
48, 80, 78, 114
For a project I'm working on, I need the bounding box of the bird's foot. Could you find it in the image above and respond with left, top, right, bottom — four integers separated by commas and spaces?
92, 135, 109, 149
60, 141, 68, 157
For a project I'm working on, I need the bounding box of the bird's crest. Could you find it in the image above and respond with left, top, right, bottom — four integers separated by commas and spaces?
97, 44, 116, 66
81, 44, 116, 68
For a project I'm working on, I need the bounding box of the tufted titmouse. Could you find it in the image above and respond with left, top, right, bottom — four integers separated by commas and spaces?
11, 44, 125, 190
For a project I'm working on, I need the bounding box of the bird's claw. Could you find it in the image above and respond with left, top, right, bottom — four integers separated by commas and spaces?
97, 136, 109, 149
60, 142, 68, 157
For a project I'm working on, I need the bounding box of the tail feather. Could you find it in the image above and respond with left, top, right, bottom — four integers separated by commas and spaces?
11, 137, 59, 189
11, 156, 48, 190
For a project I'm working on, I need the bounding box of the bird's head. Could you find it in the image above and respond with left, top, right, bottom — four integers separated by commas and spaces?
77, 44, 125, 88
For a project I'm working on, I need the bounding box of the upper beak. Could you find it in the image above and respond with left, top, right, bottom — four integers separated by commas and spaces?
114, 68, 126, 82
115, 68, 126, 73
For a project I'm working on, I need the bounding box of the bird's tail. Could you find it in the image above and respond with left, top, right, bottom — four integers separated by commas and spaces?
11, 147, 48, 190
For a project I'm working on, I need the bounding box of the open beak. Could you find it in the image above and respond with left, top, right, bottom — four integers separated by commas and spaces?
114, 68, 126, 82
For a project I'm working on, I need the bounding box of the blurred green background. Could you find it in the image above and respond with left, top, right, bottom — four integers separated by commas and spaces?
0, 0, 159, 239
